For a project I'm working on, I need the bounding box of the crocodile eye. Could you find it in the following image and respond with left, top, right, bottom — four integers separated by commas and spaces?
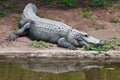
83, 34, 89, 37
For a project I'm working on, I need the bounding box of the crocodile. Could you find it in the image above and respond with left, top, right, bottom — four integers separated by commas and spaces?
8, 3, 104, 50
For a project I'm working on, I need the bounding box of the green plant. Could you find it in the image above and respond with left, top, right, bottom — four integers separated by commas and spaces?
38, 0, 54, 4
83, 10, 93, 19
89, 23, 105, 30
0, 11, 6, 18
83, 45, 110, 52
78, 8, 83, 13
105, 37, 120, 50
29, 40, 49, 48
37, 13, 44, 18
2, 3, 17, 9
110, 18, 120, 23
117, 14, 120, 18
12, 13, 21, 21
114, 4, 120, 10
57, 0, 76, 8
83, 37, 120, 51
78, 7, 93, 19
14, 26, 19, 31
0, 0, 6, 2
51, 17, 61, 21
89, 0, 115, 8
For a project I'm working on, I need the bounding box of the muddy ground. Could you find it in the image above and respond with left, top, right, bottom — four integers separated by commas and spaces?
0, 0, 120, 51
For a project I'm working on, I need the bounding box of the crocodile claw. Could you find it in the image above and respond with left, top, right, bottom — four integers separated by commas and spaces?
68, 45, 77, 50
8, 33, 18, 41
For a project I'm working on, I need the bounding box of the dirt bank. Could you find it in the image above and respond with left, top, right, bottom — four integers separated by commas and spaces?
0, 0, 120, 51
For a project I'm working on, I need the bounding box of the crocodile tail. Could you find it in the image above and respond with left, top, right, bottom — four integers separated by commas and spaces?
24, 3, 37, 13
19, 3, 37, 28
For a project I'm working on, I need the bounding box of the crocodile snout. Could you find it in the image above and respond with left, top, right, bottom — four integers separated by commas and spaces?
96, 40, 104, 46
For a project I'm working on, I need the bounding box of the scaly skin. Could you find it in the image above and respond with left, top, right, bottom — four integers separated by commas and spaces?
8, 3, 104, 50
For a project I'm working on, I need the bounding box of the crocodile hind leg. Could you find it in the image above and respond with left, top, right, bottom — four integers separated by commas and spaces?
58, 37, 77, 50
8, 21, 31, 41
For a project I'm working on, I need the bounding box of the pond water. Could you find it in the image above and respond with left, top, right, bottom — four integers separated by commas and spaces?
0, 59, 120, 80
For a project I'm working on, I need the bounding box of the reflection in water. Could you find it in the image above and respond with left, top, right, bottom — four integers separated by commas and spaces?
22, 61, 103, 80
82, 65, 102, 80
0, 60, 120, 80
22, 61, 85, 73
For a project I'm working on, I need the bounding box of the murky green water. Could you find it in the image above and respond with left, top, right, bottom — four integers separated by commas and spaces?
0, 60, 120, 80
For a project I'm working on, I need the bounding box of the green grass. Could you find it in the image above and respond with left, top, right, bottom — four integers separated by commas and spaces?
114, 4, 120, 10
57, 0, 76, 8
29, 40, 50, 48
83, 37, 120, 51
78, 7, 93, 19
84, 10, 93, 19
89, 23, 105, 30
14, 26, 19, 31
51, 17, 61, 21
38, 0, 54, 4
38, 0, 76, 7
90, 0, 115, 8
105, 37, 120, 50
83, 45, 110, 52
2, 3, 17, 9
0, 11, 6, 18
37, 13, 44, 18
0, 0, 6, 1
110, 18, 120, 23
117, 14, 120, 18
12, 13, 21, 21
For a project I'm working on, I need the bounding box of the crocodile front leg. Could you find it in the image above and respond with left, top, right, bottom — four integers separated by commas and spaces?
58, 37, 77, 50
8, 21, 31, 41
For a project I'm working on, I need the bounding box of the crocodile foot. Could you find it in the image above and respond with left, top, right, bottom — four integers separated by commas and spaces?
68, 45, 77, 50
8, 33, 18, 41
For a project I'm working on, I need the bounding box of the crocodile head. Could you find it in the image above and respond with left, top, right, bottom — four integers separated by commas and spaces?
75, 31, 104, 47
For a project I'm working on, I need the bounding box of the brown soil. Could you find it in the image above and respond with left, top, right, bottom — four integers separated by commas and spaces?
0, 0, 120, 50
